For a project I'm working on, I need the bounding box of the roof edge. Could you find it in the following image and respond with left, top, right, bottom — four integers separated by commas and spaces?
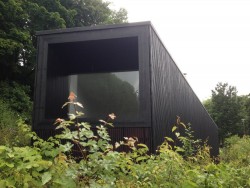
36, 21, 152, 36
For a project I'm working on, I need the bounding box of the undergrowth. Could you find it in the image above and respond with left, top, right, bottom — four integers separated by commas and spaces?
0, 92, 250, 187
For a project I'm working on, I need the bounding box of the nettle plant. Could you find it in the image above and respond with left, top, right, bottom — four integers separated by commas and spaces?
158, 116, 212, 165
1, 91, 223, 187
0, 92, 124, 187
52, 92, 150, 186
54, 91, 115, 160
172, 116, 202, 158
55, 92, 149, 156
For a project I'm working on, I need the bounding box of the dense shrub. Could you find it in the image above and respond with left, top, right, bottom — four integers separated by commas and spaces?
220, 135, 250, 167
0, 99, 17, 129
0, 99, 18, 146
0, 99, 31, 146
0, 81, 32, 146
1, 93, 250, 187
0, 81, 32, 122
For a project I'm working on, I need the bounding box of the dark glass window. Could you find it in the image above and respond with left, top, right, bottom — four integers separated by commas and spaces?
45, 37, 139, 121
69, 71, 139, 120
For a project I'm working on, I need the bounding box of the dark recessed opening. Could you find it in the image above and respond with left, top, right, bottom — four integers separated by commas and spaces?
45, 37, 139, 121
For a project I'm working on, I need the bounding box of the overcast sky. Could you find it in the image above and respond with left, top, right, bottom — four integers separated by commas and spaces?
109, 0, 250, 101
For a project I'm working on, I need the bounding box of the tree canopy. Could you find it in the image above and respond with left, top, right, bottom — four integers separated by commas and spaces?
0, 0, 127, 89
203, 82, 250, 144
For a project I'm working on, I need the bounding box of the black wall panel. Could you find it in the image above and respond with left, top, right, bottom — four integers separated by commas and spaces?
149, 27, 219, 156
34, 22, 218, 156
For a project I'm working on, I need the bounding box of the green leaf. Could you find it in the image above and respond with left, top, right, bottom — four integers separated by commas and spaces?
205, 164, 218, 172
136, 156, 148, 162
178, 136, 186, 140
175, 132, 180, 137
106, 122, 114, 127
181, 180, 198, 188
68, 114, 76, 120
7, 153, 14, 158
180, 122, 187, 129
0, 146, 6, 151
76, 111, 84, 116
42, 172, 52, 185
5, 163, 14, 168
137, 144, 148, 149
175, 147, 185, 152
81, 122, 91, 129
172, 126, 177, 132
165, 137, 174, 143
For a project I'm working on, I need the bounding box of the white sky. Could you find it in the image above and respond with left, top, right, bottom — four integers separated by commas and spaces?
109, 0, 250, 101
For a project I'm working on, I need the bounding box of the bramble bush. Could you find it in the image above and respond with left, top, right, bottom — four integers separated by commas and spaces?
0, 81, 32, 121
0, 99, 31, 146
1, 92, 250, 187
0, 81, 33, 146
0, 99, 17, 130
220, 135, 250, 167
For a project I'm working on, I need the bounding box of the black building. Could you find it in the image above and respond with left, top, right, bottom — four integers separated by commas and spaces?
34, 21, 219, 156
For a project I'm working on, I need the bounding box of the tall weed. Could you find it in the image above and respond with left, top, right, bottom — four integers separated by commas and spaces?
1, 92, 250, 187
220, 135, 250, 166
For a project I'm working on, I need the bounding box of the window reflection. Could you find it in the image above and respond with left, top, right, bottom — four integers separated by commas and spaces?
69, 71, 139, 120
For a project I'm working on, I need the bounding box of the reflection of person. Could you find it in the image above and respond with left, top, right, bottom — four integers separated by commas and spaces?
76, 72, 139, 120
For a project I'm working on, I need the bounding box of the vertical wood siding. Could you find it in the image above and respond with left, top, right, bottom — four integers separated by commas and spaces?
149, 27, 219, 156
34, 22, 218, 156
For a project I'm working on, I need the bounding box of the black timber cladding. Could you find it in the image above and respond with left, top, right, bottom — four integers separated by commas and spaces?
149, 27, 218, 156
34, 21, 218, 155
34, 22, 151, 126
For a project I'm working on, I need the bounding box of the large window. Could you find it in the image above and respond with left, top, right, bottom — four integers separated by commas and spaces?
45, 37, 139, 121
69, 71, 139, 120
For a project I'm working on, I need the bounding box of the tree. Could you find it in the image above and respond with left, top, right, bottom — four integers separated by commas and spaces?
0, 0, 127, 145
208, 83, 242, 143
0, 0, 128, 94
244, 94, 250, 134
203, 98, 212, 114
0, 81, 32, 121
0, 0, 31, 83
60, 0, 127, 26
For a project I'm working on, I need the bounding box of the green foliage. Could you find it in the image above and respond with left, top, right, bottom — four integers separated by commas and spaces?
204, 82, 245, 144
0, 145, 53, 187
0, 81, 32, 121
2, 94, 250, 187
212, 83, 241, 139
204, 83, 250, 145
0, 119, 32, 147
106, 8, 128, 24
0, 0, 33, 83
0, 103, 32, 148
171, 118, 202, 158
0, 82, 32, 146
0, 98, 20, 146
77, 73, 138, 119
0, 99, 17, 130
60, 0, 127, 26
238, 94, 250, 134
0, 0, 128, 90
220, 135, 250, 167
203, 98, 212, 113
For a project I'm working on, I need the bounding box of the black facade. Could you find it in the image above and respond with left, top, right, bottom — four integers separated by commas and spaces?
34, 22, 218, 156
